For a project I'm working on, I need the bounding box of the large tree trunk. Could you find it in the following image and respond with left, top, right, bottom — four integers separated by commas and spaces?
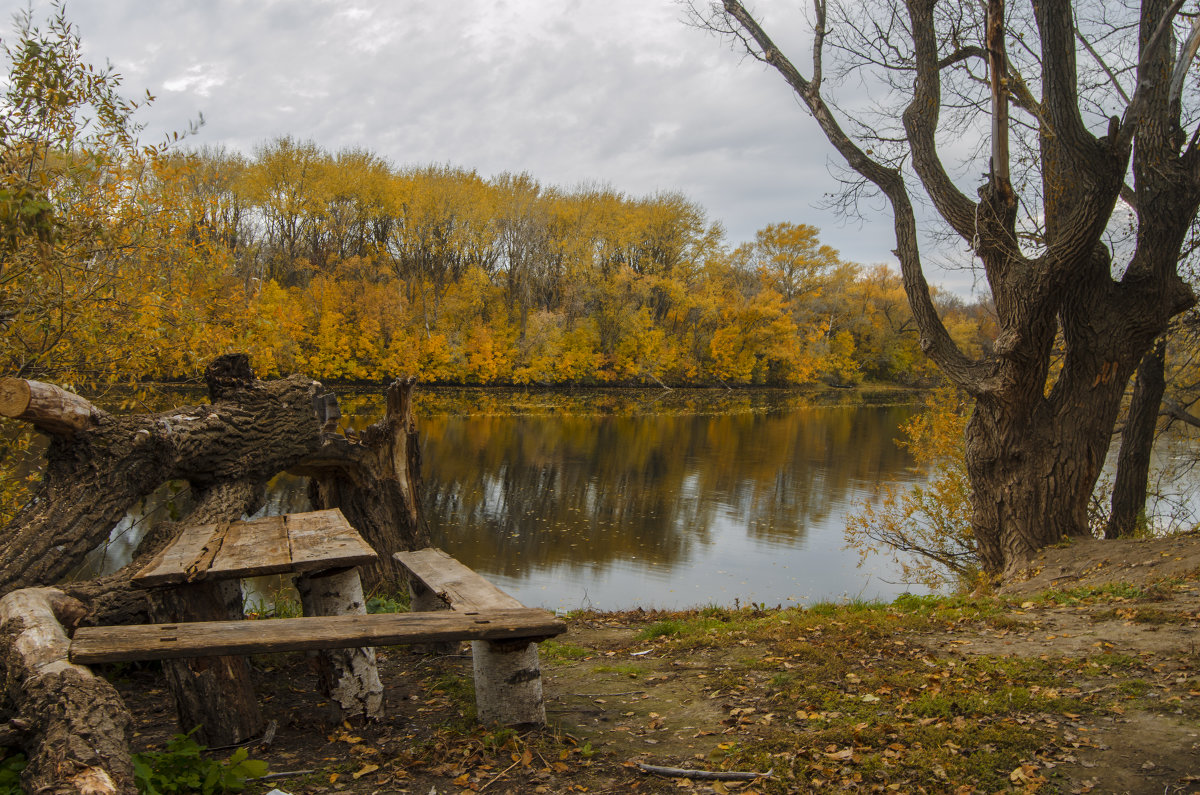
296, 377, 431, 588
0, 356, 429, 614
1106, 339, 1167, 539
0, 359, 324, 594
968, 374, 1130, 574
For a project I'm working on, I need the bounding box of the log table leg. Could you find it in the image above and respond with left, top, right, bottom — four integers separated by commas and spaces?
472, 639, 546, 726
406, 578, 458, 655
147, 581, 264, 746
296, 567, 383, 721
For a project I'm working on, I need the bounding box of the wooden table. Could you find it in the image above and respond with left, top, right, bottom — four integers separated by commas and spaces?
134, 508, 377, 587
134, 508, 382, 743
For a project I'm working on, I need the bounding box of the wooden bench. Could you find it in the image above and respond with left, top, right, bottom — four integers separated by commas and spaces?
69, 541, 566, 729
395, 548, 556, 725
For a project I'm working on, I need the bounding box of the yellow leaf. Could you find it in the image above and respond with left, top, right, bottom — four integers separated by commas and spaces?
352, 764, 379, 780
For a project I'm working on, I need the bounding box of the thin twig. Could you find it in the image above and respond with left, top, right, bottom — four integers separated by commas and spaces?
478, 758, 522, 792
637, 762, 774, 781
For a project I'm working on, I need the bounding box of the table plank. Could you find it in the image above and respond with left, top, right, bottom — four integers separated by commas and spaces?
208, 515, 291, 578
69, 608, 565, 663
288, 509, 377, 573
395, 548, 524, 611
134, 523, 224, 587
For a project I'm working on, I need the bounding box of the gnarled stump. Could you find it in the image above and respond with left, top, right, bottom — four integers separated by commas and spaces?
296, 377, 431, 589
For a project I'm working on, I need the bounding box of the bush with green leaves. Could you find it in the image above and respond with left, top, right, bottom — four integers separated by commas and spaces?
132, 731, 266, 795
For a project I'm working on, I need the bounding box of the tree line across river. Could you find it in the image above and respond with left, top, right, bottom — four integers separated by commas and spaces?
7, 129, 996, 387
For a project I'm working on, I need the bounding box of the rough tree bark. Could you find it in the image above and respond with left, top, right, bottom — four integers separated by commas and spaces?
296, 376, 431, 588
1106, 338, 1168, 539
697, 0, 1200, 575
0, 355, 429, 612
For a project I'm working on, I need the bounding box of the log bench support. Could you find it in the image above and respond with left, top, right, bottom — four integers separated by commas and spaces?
395, 548, 551, 726
69, 549, 565, 730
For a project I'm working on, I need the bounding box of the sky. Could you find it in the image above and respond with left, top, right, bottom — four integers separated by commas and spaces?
4, 0, 981, 294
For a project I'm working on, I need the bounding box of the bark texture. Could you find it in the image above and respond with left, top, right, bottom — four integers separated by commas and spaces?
0, 369, 323, 594
297, 377, 431, 588
0, 588, 133, 795
472, 639, 546, 726
1106, 339, 1168, 539
147, 578, 264, 746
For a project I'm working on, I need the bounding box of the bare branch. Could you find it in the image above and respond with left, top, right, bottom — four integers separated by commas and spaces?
1118, 0, 1188, 146
988, 0, 1013, 191
1076, 29, 1132, 106
1169, 13, 1200, 110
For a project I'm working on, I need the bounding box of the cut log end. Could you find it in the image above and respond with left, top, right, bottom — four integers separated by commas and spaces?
0, 378, 102, 435
0, 377, 32, 417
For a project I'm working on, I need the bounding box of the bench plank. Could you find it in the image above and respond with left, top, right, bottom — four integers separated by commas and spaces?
135, 522, 226, 587
69, 608, 565, 664
288, 510, 378, 573
208, 515, 290, 578
134, 509, 377, 586
395, 549, 523, 611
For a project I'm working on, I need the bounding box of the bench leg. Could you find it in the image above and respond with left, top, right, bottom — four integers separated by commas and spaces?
407, 579, 459, 655
472, 639, 546, 726
149, 581, 265, 746
296, 567, 384, 722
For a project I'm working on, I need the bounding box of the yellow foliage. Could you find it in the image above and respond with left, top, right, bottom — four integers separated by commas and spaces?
845, 388, 978, 591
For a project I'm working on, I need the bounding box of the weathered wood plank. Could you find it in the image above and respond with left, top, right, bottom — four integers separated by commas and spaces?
395, 548, 523, 611
134, 523, 223, 587
69, 609, 565, 664
288, 509, 377, 573
208, 515, 290, 578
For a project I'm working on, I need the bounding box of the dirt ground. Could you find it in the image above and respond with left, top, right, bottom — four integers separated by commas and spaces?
115, 533, 1200, 795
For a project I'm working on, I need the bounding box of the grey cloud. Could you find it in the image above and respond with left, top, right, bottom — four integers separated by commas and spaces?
3, 0, 980, 294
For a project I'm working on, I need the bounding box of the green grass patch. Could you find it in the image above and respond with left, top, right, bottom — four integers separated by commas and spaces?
540, 640, 591, 662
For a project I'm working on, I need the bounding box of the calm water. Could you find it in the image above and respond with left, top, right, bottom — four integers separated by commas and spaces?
401, 389, 924, 610
77, 388, 929, 610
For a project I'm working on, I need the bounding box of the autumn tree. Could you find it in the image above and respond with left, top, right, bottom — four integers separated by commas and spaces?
0, 4, 167, 382
690, 0, 1200, 575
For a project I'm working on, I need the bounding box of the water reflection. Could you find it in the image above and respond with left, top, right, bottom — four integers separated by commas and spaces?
405, 392, 926, 610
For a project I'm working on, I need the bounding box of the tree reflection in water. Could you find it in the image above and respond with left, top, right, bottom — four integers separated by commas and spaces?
403, 389, 926, 610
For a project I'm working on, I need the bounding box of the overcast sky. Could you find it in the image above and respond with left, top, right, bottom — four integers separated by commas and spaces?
5, 0, 980, 294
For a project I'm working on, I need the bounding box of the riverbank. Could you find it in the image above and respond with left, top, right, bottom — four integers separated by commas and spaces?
113, 534, 1200, 794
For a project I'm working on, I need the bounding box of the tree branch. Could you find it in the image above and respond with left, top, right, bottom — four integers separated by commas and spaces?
714, 0, 991, 392
1118, 0, 1188, 148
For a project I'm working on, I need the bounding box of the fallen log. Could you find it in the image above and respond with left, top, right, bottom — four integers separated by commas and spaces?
0, 355, 429, 606
295, 376, 431, 586
0, 587, 134, 794
0, 378, 106, 436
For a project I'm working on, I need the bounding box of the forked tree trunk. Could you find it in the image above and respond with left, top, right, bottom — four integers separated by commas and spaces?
1106, 339, 1167, 539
